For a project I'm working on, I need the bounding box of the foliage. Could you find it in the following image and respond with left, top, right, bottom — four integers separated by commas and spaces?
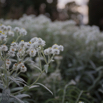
0, 24, 63, 103
1, 14, 103, 102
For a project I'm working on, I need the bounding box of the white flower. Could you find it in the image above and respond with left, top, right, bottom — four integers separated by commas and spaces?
20, 28, 27, 36
29, 49, 36, 57
6, 59, 11, 67
20, 65, 27, 72
37, 38, 45, 46
19, 40, 25, 47
36, 46, 42, 52
0, 35, 7, 41
7, 25, 12, 31
52, 44, 59, 49
17, 62, 24, 69
53, 48, 60, 55
58, 45, 64, 51
17, 48, 25, 56
10, 46, 17, 52
25, 42, 31, 48
0, 25, 6, 30
13, 63, 19, 70
30, 37, 38, 43
47, 48, 53, 54
1, 44, 8, 51
44, 48, 53, 55
8, 31, 14, 37
14, 27, 20, 32
44, 49, 49, 55
30, 42, 39, 49
8, 51, 15, 57
3, 26, 7, 31
11, 42, 18, 48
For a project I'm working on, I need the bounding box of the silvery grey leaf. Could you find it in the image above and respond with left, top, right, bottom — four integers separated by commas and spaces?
36, 83, 53, 95
0, 83, 4, 89
29, 85, 39, 89
11, 87, 23, 92
16, 77, 27, 84
44, 64, 49, 73
10, 95, 24, 103
16, 94, 30, 99
8, 77, 20, 86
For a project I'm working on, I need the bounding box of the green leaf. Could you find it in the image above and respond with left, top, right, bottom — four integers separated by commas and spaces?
96, 66, 103, 71
23, 86, 29, 91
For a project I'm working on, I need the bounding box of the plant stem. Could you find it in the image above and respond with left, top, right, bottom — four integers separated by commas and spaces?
62, 83, 70, 103
42, 51, 47, 64
75, 91, 83, 103
30, 69, 45, 87
15, 35, 21, 42
38, 52, 42, 70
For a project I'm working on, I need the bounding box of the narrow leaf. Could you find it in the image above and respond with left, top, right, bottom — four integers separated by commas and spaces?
44, 64, 49, 73
10, 95, 24, 103
36, 83, 53, 95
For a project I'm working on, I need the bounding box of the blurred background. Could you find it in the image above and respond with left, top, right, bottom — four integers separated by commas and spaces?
1, 0, 103, 103
0, 0, 103, 30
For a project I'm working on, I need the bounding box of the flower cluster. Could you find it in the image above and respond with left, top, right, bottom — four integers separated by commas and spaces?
0, 23, 64, 102
44, 44, 64, 55
0, 14, 77, 36
0, 24, 27, 39
0, 24, 27, 71
0, 23, 64, 84
2, 38, 63, 73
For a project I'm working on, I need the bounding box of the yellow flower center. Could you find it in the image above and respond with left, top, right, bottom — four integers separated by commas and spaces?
12, 41, 15, 43
29, 42, 31, 44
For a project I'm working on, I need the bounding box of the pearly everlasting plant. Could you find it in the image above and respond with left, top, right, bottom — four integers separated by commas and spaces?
0, 24, 64, 103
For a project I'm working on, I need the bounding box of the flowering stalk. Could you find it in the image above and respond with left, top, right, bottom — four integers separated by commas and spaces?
0, 24, 64, 103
